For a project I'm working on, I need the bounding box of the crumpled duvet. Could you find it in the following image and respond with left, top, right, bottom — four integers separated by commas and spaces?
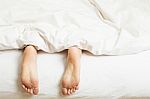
0, 0, 150, 55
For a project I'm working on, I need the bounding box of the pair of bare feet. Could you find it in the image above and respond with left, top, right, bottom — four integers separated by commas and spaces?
21, 45, 81, 95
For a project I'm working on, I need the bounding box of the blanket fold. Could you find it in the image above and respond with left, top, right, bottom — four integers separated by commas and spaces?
0, 0, 150, 55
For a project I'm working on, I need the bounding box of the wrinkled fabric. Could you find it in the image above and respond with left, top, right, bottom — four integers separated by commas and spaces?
0, 0, 150, 55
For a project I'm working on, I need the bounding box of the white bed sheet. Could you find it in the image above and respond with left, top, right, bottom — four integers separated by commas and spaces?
0, 50, 150, 99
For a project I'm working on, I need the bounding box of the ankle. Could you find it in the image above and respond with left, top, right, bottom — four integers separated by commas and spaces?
67, 49, 81, 63
67, 55, 80, 64
24, 45, 37, 54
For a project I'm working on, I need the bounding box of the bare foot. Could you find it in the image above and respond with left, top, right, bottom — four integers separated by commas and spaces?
21, 45, 39, 95
61, 47, 82, 95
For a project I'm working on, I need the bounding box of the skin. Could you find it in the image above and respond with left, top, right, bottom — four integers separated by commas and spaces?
61, 47, 82, 95
20, 45, 81, 96
21, 45, 39, 95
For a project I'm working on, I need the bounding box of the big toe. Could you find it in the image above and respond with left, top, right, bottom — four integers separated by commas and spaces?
33, 87, 39, 95
32, 80, 39, 95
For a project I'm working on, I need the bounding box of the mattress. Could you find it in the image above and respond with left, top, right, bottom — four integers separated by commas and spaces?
0, 1, 150, 98
0, 50, 150, 99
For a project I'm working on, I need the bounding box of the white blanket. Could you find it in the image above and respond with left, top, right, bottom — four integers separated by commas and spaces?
0, 0, 150, 55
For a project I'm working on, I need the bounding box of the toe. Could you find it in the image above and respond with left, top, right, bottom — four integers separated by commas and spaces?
21, 80, 38, 95
62, 88, 67, 95
22, 85, 28, 91
67, 89, 71, 95
73, 88, 76, 92
27, 89, 33, 95
31, 80, 39, 95
22, 85, 26, 90
75, 85, 79, 90
22, 83, 31, 93
25, 87, 28, 91
27, 88, 30, 93
33, 87, 39, 95
30, 89, 33, 94
70, 89, 73, 94
61, 80, 70, 95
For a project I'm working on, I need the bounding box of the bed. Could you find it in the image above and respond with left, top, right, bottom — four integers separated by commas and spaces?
1, 0, 150, 98
0, 49, 150, 99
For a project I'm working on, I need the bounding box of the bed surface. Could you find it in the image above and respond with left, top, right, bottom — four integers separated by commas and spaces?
0, 50, 150, 99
